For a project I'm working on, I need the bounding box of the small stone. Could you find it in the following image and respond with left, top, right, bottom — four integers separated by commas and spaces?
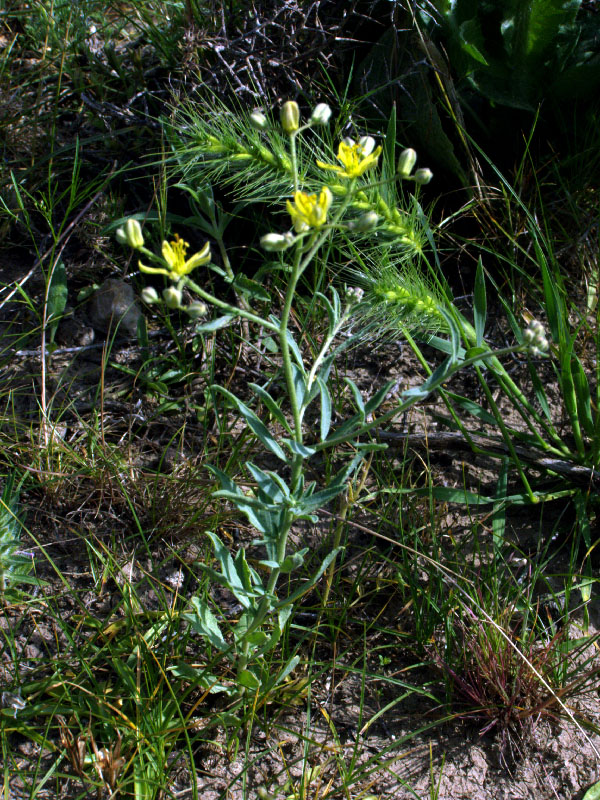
88, 279, 140, 338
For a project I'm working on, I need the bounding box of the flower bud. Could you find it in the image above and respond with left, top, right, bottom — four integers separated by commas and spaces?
358, 136, 376, 156
249, 110, 268, 131
116, 218, 144, 249
141, 286, 159, 305
352, 211, 379, 232
280, 101, 300, 134
186, 301, 208, 319
397, 148, 417, 178
162, 286, 183, 309
413, 168, 433, 185
260, 232, 295, 252
310, 103, 332, 126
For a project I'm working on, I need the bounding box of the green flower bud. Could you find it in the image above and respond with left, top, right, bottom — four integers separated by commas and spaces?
250, 110, 268, 130
413, 168, 433, 185
116, 218, 144, 250
186, 301, 208, 319
397, 148, 417, 178
141, 286, 159, 305
163, 286, 183, 309
280, 101, 300, 134
310, 103, 332, 126
260, 232, 295, 252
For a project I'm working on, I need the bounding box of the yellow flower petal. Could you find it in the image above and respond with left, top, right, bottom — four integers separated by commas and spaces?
138, 260, 170, 278
317, 140, 382, 179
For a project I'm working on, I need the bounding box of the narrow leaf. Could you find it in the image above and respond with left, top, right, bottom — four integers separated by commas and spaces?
212, 386, 288, 462
317, 376, 332, 441
473, 257, 487, 347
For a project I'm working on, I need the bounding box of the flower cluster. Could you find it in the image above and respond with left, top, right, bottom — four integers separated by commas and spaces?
116, 219, 210, 320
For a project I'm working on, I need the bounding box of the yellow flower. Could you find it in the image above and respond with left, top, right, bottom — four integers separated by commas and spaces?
139, 234, 211, 280
316, 139, 382, 179
286, 187, 332, 233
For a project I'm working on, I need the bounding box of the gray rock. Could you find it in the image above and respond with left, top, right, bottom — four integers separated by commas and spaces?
88, 279, 140, 338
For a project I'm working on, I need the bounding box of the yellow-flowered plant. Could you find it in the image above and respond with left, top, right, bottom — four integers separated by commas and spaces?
316, 137, 382, 179
286, 187, 332, 233
139, 234, 211, 280
125, 100, 505, 710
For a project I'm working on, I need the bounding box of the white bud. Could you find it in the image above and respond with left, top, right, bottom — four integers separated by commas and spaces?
162, 286, 183, 309
413, 168, 433, 185
397, 148, 417, 178
116, 218, 144, 249
352, 211, 379, 232
141, 286, 159, 304
187, 301, 207, 319
260, 232, 294, 252
310, 103, 332, 126
358, 136, 376, 156
249, 110, 268, 131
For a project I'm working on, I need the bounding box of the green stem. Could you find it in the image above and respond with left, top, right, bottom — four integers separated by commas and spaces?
184, 277, 279, 332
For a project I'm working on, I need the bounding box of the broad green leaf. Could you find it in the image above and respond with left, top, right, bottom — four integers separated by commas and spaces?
292, 363, 306, 408
245, 462, 289, 504
168, 662, 231, 694
194, 314, 235, 333
185, 596, 227, 650
237, 669, 260, 690
459, 19, 490, 66
232, 274, 270, 302
426, 334, 466, 360
278, 548, 308, 573
283, 440, 316, 458
582, 780, 600, 800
